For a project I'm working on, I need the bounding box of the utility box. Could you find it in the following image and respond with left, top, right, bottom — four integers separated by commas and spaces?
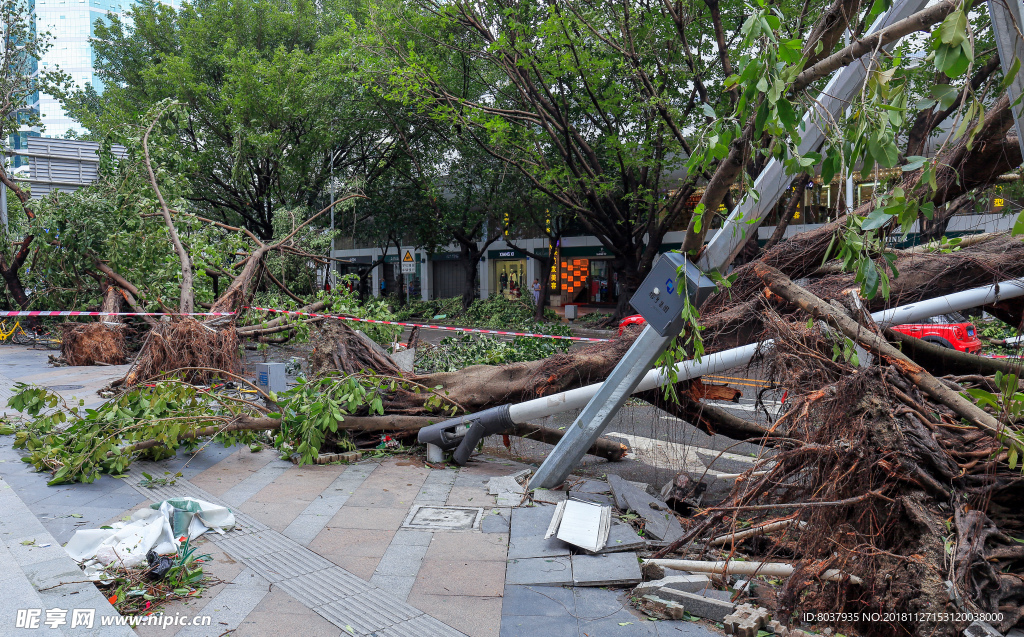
564, 304, 578, 320
629, 252, 716, 336
255, 363, 287, 394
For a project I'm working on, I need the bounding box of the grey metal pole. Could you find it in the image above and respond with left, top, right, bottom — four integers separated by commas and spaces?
526, 0, 929, 490
988, 0, 1024, 160
696, 0, 929, 271
417, 276, 1024, 482
513, 277, 1024, 453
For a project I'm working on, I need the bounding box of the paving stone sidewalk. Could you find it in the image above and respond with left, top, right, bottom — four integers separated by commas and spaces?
0, 350, 725, 637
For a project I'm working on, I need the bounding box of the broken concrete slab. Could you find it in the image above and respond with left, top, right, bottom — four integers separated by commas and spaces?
567, 492, 614, 507
567, 478, 611, 494
488, 475, 526, 506
505, 556, 573, 586
531, 488, 567, 505
723, 603, 771, 637
599, 522, 647, 553
635, 574, 711, 596
570, 552, 642, 587
391, 347, 416, 372
963, 622, 1002, 637
607, 474, 683, 542
641, 594, 686, 620
655, 588, 736, 621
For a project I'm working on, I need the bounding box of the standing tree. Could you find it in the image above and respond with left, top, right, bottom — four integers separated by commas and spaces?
63, 0, 393, 241
0, 0, 68, 308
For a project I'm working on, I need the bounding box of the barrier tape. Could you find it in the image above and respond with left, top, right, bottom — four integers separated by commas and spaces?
243, 306, 612, 342
0, 311, 234, 317
0, 307, 612, 342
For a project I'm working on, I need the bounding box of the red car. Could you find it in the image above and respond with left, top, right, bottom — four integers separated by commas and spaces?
621, 311, 983, 354
891, 312, 982, 353
618, 314, 647, 335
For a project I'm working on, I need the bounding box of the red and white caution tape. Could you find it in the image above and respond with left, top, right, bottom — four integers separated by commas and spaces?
1, 307, 611, 342
0, 311, 234, 317
244, 306, 611, 342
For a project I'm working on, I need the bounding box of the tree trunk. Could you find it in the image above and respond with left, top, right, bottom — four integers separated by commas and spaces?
763, 174, 811, 251
919, 192, 975, 244
459, 244, 479, 309
143, 114, 194, 315
535, 252, 553, 321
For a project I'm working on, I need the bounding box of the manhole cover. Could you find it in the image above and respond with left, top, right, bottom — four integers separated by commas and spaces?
403, 505, 483, 531
46, 385, 84, 391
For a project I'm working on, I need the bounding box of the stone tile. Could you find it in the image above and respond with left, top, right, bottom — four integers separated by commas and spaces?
481, 509, 511, 534
174, 568, 271, 637
248, 464, 346, 503
509, 505, 555, 538
343, 471, 424, 509
189, 448, 277, 497
577, 608, 660, 636
571, 553, 642, 587
445, 485, 493, 507
425, 531, 508, 562
238, 500, 309, 532
414, 559, 506, 597
221, 459, 294, 507
499, 613, 578, 637
232, 588, 342, 637
571, 587, 631, 620
504, 556, 572, 587
322, 554, 381, 579
501, 585, 576, 617
325, 506, 409, 530
407, 591, 502, 637
310, 528, 395, 559
373, 543, 429, 576
506, 534, 571, 559
368, 574, 417, 602
390, 529, 433, 546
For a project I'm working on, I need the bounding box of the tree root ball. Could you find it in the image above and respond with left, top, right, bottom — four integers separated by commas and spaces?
60, 323, 127, 366
121, 318, 241, 385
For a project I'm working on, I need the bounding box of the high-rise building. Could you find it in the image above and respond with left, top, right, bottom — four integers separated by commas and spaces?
30, 0, 180, 137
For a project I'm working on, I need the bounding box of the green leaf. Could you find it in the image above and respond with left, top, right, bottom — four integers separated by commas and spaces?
860, 259, 879, 299
862, 208, 892, 231
939, 11, 967, 47
776, 99, 797, 129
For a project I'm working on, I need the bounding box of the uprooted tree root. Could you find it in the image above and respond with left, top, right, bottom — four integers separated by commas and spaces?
60, 322, 128, 366
118, 318, 241, 386
683, 313, 1024, 636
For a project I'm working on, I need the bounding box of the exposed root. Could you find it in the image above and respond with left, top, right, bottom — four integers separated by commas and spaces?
119, 318, 241, 386
60, 323, 128, 366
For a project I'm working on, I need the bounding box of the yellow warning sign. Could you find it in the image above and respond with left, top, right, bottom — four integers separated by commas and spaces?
995, 198, 1005, 207
403, 250, 414, 262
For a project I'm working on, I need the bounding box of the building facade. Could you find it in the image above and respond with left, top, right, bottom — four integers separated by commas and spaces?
29, 0, 180, 137
333, 204, 1020, 306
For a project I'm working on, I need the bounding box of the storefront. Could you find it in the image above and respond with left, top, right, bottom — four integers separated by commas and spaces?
488, 249, 528, 300
382, 251, 422, 298
557, 245, 618, 306
429, 252, 468, 300
333, 255, 373, 295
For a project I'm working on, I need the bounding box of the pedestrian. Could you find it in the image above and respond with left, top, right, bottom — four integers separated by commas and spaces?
532, 278, 541, 306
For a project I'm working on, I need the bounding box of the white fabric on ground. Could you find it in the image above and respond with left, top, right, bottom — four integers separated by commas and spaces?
64, 497, 234, 580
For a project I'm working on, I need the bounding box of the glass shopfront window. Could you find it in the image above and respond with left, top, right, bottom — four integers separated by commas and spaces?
493, 258, 527, 299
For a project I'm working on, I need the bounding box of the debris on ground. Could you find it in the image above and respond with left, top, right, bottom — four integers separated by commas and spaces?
59, 497, 232, 616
